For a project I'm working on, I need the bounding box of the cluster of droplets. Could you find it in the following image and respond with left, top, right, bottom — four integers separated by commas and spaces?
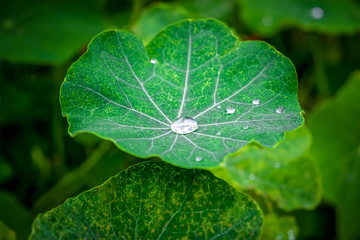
170, 96, 287, 163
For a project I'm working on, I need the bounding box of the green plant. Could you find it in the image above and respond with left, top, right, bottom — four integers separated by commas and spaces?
1, 1, 359, 239
28, 18, 318, 238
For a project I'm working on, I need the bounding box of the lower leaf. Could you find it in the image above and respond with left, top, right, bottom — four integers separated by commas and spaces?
30, 161, 263, 239
211, 126, 321, 211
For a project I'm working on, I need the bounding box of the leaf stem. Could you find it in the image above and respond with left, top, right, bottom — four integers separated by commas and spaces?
310, 34, 330, 98
30, 141, 113, 216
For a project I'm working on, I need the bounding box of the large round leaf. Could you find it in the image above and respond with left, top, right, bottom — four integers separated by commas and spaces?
29, 161, 263, 239
61, 19, 303, 168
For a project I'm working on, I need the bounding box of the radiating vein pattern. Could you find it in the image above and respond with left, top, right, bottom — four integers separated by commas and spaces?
61, 19, 303, 168
30, 162, 263, 239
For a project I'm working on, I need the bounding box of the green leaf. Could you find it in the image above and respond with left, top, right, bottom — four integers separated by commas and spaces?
240, 0, 360, 36
61, 19, 303, 168
30, 161, 263, 239
211, 126, 321, 211
133, 3, 194, 45
0, 157, 13, 184
0, 0, 106, 64
179, 0, 235, 21
308, 71, 360, 240
0, 221, 16, 240
261, 214, 298, 240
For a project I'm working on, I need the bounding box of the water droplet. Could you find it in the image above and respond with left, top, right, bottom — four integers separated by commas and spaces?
249, 174, 256, 180
195, 156, 203, 161
288, 230, 295, 240
217, 105, 221, 109
311, 7, 324, 19
252, 98, 260, 105
150, 59, 157, 64
276, 236, 282, 240
216, 132, 221, 136
262, 15, 273, 27
171, 117, 198, 134
274, 162, 281, 168
345, 173, 354, 183
276, 106, 285, 114
243, 126, 249, 130
226, 107, 235, 114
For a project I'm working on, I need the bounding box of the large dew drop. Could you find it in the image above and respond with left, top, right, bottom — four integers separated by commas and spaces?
171, 117, 198, 134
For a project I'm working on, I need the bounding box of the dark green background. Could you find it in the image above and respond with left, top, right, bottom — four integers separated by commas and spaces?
1, 0, 359, 239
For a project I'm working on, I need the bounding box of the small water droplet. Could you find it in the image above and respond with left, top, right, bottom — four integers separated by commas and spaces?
216, 132, 221, 136
249, 174, 256, 180
195, 156, 203, 162
171, 117, 198, 134
217, 105, 221, 109
226, 107, 235, 114
262, 15, 273, 27
252, 98, 260, 105
243, 126, 249, 130
288, 230, 295, 240
150, 59, 157, 64
345, 173, 354, 183
276, 106, 285, 114
274, 162, 281, 168
311, 7, 324, 19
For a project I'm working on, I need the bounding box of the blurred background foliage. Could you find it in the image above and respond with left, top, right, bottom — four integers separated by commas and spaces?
0, 0, 359, 239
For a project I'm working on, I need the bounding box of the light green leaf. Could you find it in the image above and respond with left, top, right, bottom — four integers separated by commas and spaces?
308, 71, 360, 240
240, 0, 360, 36
0, 0, 106, 64
61, 19, 303, 168
30, 161, 263, 239
261, 214, 298, 240
211, 126, 321, 211
0, 221, 16, 240
133, 3, 194, 45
